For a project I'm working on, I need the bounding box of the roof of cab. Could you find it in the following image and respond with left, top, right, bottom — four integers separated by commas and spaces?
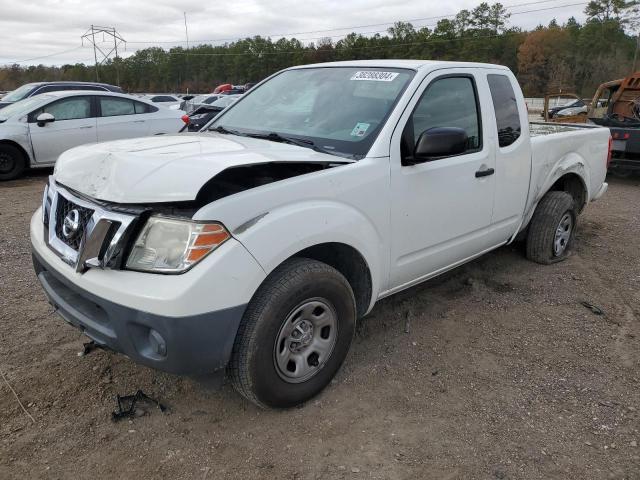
289, 59, 511, 71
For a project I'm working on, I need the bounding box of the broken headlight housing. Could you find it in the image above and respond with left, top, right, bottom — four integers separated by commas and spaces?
125, 216, 230, 273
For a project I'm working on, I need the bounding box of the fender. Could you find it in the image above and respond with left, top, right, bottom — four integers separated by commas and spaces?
234, 200, 383, 311
0, 123, 35, 165
519, 151, 590, 234
193, 157, 391, 310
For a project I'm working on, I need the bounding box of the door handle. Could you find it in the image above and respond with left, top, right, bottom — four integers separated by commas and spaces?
79, 125, 94, 129
133, 120, 145, 123
475, 167, 495, 178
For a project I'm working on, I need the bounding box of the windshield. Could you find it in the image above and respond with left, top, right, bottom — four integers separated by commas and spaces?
0, 95, 51, 118
211, 96, 238, 107
209, 67, 414, 159
3, 84, 37, 102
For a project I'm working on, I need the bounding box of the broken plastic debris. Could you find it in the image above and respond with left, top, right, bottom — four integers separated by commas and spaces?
111, 390, 167, 422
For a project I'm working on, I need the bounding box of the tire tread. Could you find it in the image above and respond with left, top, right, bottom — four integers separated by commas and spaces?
526, 191, 575, 264
228, 257, 354, 408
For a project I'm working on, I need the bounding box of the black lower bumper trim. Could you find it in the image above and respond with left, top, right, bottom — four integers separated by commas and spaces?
32, 250, 246, 376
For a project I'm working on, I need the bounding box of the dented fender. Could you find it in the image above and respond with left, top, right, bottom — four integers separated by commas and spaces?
193, 157, 390, 312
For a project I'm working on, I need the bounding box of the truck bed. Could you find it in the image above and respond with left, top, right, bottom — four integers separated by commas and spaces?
529, 121, 600, 137
523, 121, 610, 228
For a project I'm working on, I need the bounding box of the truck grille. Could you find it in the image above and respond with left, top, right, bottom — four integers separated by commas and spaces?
54, 195, 95, 250
43, 180, 137, 272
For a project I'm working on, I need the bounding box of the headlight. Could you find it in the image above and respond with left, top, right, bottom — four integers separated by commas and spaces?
125, 216, 230, 273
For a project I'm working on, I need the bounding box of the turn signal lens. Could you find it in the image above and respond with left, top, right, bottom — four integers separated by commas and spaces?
126, 217, 230, 273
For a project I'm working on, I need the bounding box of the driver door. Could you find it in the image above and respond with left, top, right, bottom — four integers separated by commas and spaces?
29, 96, 97, 165
388, 71, 497, 291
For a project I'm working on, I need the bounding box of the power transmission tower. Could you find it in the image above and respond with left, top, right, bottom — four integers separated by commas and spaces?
81, 25, 126, 84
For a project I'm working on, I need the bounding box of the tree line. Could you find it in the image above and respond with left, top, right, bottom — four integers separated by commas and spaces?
0, 0, 638, 97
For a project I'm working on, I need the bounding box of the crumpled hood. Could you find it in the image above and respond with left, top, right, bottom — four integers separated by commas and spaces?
54, 133, 348, 203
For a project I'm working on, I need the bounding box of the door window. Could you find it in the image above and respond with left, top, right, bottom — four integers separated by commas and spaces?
487, 74, 521, 147
100, 97, 136, 116
403, 76, 481, 159
31, 96, 92, 121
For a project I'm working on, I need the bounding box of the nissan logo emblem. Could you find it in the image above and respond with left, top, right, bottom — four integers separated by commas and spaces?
62, 209, 81, 239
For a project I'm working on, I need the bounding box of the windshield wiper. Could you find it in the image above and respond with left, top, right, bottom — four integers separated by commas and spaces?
209, 125, 245, 136
246, 132, 335, 156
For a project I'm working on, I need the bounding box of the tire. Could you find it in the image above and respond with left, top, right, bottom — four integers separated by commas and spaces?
526, 191, 576, 264
0, 145, 26, 181
228, 257, 356, 408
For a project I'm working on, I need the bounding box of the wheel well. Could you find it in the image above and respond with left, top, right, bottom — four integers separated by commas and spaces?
294, 243, 372, 318
549, 173, 587, 212
0, 140, 29, 164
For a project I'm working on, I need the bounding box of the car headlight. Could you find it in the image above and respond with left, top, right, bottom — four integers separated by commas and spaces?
125, 216, 230, 273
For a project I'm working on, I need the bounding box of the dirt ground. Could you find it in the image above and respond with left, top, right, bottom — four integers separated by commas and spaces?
0, 171, 638, 480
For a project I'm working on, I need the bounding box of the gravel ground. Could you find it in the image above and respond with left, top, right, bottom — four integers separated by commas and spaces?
0, 170, 639, 480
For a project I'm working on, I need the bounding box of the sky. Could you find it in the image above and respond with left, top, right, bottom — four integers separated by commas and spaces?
0, 0, 589, 66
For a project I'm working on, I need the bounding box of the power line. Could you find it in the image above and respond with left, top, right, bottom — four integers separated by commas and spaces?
161, 29, 532, 58
126, 0, 582, 46
152, 1, 587, 56
3, 0, 586, 66
9, 46, 85, 64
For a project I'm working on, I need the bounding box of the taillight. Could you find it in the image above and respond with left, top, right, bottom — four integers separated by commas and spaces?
181, 114, 190, 124
607, 135, 612, 168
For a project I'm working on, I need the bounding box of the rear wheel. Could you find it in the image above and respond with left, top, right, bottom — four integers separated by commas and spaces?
228, 258, 356, 408
0, 145, 26, 181
526, 191, 576, 264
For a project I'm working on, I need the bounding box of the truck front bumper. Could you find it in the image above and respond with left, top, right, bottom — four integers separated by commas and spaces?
30, 209, 266, 376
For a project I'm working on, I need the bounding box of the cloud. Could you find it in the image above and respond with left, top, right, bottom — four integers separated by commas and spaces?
0, 0, 587, 65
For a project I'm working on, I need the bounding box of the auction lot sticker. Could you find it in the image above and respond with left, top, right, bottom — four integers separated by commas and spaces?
351, 71, 399, 82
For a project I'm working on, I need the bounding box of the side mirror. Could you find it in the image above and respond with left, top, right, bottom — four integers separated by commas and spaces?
412, 127, 468, 163
36, 112, 55, 127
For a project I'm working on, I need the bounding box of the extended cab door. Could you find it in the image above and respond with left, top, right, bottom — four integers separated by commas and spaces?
96, 96, 151, 141
484, 71, 530, 242
388, 71, 497, 291
28, 95, 97, 165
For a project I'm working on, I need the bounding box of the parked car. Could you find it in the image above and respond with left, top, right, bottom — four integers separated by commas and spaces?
31, 60, 610, 408
0, 90, 183, 180
142, 94, 183, 111
180, 95, 241, 131
181, 94, 224, 113
547, 98, 587, 118
0, 81, 123, 110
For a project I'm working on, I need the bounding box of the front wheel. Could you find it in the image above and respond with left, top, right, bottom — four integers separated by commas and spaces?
0, 145, 26, 181
526, 191, 577, 264
228, 258, 356, 408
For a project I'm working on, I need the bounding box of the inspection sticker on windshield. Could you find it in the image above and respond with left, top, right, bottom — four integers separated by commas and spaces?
350, 71, 399, 82
351, 122, 370, 137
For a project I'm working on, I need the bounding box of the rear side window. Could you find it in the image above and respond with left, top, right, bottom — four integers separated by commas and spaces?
134, 101, 152, 113
100, 97, 135, 116
487, 74, 521, 148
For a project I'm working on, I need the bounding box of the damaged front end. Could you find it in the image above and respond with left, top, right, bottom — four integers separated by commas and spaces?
43, 159, 344, 274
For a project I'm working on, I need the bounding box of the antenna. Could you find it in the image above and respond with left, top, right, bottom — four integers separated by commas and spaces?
184, 12, 189, 94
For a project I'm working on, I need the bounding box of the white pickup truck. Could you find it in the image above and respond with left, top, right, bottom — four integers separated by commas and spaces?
31, 60, 610, 408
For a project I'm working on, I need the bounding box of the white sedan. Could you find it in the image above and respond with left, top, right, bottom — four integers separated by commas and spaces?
0, 91, 184, 180
142, 94, 183, 111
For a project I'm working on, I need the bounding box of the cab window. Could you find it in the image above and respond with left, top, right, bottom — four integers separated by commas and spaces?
487, 74, 521, 148
402, 76, 481, 160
